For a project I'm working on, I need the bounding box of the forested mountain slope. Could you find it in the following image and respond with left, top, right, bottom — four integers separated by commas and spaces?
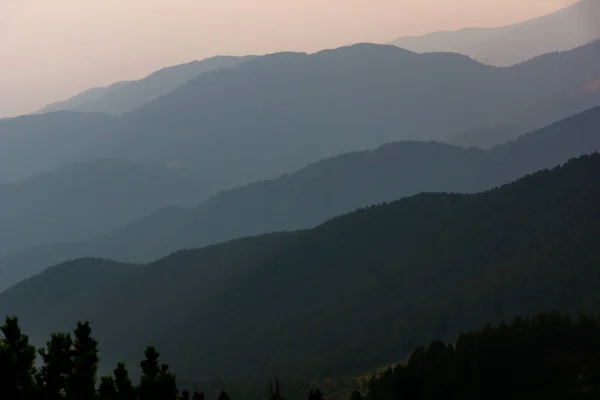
2, 107, 599, 292
2, 153, 600, 381
2, 41, 599, 188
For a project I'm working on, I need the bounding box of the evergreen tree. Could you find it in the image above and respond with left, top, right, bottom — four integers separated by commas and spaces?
0, 316, 37, 400
139, 346, 160, 400
66, 321, 99, 400
307, 389, 324, 400
218, 390, 231, 400
113, 362, 135, 400
192, 392, 205, 400
98, 376, 117, 400
138, 346, 177, 400
156, 363, 178, 400
350, 390, 363, 400
36, 332, 73, 400
180, 390, 190, 400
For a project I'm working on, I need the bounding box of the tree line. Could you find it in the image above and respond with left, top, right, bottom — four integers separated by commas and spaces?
0, 316, 217, 400
360, 312, 600, 400
3, 311, 600, 400
0, 315, 330, 400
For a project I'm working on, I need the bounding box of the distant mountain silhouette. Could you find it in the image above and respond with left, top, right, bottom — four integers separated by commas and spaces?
389, 0, 600, 66
0, 112, 113, 185
2, 107, 599, 292
448, 85, 600, 148
2, 42, 599, 188
2, 153, 600, 380
36, 82, 132, 114
36, 56, 254, 115
0, 158, 207, 259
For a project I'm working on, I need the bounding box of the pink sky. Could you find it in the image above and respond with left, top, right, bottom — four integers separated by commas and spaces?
0, 0, 578, 118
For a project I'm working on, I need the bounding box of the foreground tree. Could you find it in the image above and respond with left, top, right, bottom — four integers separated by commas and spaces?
98, 376, 118, 399
36, 332, 73, 400
307, 389, 324, 400
66, 321, 99, 400
138, 345, 178, 400
350, 390, 363, 400
0, 317, 37, 400
113, 362, 135, 400
364, 312, 600, 400
218, 390, 231, 400
192, 391, 205, 400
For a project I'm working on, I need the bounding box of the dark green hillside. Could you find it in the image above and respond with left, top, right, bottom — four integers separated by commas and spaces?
362, 312, 600, 400
3, 312, 599, 399
2, 154, 600, 381
0, 233, 298, 373
3, 106, 600, 292
183, 153, 600, 378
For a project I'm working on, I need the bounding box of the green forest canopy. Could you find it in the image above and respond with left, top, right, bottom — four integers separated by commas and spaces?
2, 312, 599, 399
2, 153, 600, 381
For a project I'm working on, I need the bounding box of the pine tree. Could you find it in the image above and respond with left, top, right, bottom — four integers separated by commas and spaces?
0, 316, 37, 400
98, 376, 117, 399
139, 346, 161, 400
218, 390, 232, 400
36, 332, 73, 400
114, 362, 135, 400
66, 321, 99, 400
350, 390, 363, 400
192, 391, 205, 400
307, 389, 324, 400
138, 346, 177, 400
156, 363, 178, 400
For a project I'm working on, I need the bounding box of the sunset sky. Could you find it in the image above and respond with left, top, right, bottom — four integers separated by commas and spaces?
0, 0, 579, 118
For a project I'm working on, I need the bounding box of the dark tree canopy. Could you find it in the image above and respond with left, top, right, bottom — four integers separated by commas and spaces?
3, 153, 600, 381
2, 311, 600, 399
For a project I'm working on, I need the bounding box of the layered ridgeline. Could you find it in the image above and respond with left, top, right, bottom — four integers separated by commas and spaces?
1, 106, 599, 292
1, 152, 600, 381
389, 0, 600, 67
0, 158, 207, 259
2, 41, 600, 186
36, 56, 255, 115
448, 69, 600, 148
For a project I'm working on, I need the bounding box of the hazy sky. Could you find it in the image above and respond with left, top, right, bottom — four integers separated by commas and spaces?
0, 0, 578, 118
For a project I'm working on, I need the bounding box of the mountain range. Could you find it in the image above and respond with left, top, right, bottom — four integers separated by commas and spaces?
1, 106, 599, 292
389, 0, 600, 67
2, 41, 600, 189
1, 152, 599, 381
2, 11, 600, 395
36, 56, 254, 115
0, 158, 208, 259
447, 77, 600, 148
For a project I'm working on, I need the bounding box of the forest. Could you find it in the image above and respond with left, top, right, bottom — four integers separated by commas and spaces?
3, 153, 600, 382
2, 312, 599, 399
4, 3, 600, 400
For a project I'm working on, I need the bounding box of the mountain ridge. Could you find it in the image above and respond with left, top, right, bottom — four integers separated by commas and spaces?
2, 152, 600, 380
2, 41, 600, 188
389, 0, 600, 66
0, 157, 208, 260
1, 107, 599, 292
36, 55, 255, 115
